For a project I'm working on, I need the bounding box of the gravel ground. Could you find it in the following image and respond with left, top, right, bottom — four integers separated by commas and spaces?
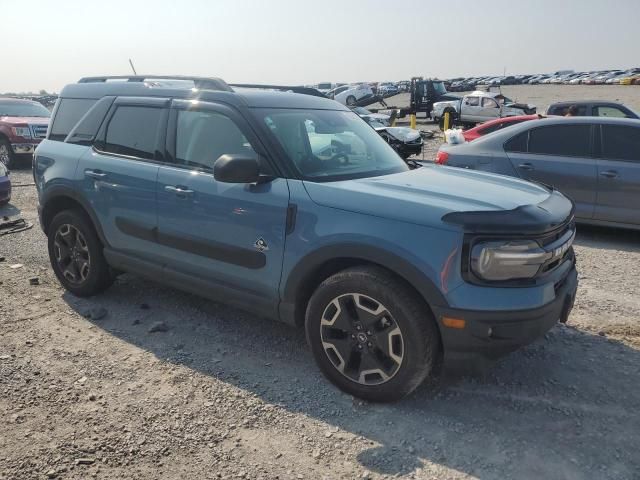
2, 140, 640, 479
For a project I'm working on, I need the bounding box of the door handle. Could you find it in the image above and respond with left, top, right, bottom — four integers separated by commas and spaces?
165, 185, 194, 197
85, 169, 107, 179
599, 170, 618, 179
518, 163, 534, 171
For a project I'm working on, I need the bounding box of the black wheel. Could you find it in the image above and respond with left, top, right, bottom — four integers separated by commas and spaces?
0, 139, 15, 169
48, 209, 114, 296
346, 95, 356, 106
305, 266, 439, 402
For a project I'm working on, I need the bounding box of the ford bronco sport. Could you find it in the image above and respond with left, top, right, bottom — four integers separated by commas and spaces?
34, 76, 578, 402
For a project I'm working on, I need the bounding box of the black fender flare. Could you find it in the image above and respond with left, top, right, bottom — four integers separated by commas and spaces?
40, 185, 110, 247
282, 243, 448, 315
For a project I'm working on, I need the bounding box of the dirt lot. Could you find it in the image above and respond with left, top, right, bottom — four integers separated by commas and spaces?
2, 85, 640, 480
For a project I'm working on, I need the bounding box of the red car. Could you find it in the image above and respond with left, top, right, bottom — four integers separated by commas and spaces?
0, 98, 51, 168
461, 114, 543, 142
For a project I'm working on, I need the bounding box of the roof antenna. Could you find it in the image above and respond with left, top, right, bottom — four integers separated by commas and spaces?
128, 59, 138, 75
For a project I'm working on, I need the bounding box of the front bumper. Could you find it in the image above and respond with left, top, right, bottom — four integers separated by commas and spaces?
11, 143, 39, 154
435, 263, 578, 371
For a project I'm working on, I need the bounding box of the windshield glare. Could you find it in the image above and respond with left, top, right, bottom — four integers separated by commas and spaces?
259, 109, 408, 181
0, 101, 51, 117
433, 81, 447, 95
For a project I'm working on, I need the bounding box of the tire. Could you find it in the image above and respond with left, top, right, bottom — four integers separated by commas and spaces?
305, 266, 440, 402
47, 209, 114, 297
346, 95, 356, 106
0, 138, 15, 169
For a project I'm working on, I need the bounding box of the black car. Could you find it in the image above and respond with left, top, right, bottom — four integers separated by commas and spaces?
546, 101, 639, 119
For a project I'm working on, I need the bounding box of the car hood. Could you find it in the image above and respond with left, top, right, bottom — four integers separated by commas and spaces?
303, 165, 556, 229
0, 116, 50, 125
375, 126, 422, 142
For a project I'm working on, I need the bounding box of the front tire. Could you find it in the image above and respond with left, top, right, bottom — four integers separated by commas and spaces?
47, 209, 114, 297
346, 95, 356, 106
305, 266, 440, 402
0, 139, 15, 169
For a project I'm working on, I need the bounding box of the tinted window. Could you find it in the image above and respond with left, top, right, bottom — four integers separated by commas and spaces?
594, 106, 629, 118
103, 106, 163, 159
601, 125, 640, 161
49, 98, 96, 141
528, 125, 591, 156
66, 97, 114, 145
504, 131, 528, 152
466, 96, 480, 106
548, 104, 588, 116
176, 110, 254, 171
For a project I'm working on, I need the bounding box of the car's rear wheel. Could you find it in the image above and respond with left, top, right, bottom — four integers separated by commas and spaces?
346, 95, 356, 106
305, 266, 439, 402
48, 209, 114, 297
0, 139, 15, 169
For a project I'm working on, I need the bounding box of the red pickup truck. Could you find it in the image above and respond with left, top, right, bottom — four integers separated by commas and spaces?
0, 98, 51, 168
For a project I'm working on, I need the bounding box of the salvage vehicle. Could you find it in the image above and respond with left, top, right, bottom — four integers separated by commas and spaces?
460, 114, 543, 142
371, 123, 423, 159
35, 75, 578, 402
326, 83, 374, 106
432, 91, 536, 129
437, 116, 640, 229
395, 77, 459, 121
0, 161, 10, 206
351, 106, 391, 126
0, 98, 51, 168
546, 101, 639, 119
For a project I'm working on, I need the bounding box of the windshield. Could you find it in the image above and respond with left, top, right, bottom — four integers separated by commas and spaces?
258, 108, 408, 182
0, 101, 51, 117
433, 81, 447, 95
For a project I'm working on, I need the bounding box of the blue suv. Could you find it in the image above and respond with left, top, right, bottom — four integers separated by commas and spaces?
34, 76, 578, 402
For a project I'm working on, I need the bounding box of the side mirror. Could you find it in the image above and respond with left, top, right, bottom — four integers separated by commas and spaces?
214, 154, 267, 184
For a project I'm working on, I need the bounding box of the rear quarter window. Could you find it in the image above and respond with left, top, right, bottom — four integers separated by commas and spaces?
48, 98, 97, 141
504, 131, 528, 152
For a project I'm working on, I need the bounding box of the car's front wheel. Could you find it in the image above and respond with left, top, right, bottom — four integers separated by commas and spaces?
306, 266, 440, 402
0, 139, 15, 169
346, 95, 356, 106
48, 209, 114, 297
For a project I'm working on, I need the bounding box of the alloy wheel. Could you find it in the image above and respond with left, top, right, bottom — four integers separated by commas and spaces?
53, 224, 91, 284
320, 293, 404, 385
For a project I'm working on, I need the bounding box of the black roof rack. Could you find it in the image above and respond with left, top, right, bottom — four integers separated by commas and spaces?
78, 75, 232, 92
230, 83, 326, 98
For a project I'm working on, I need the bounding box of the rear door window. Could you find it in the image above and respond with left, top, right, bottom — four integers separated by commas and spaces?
49, 98, 97, 141
601, 125, 640, 161
504, 131, 528, 152
528, 125, 591, 156
103, 106, 164, 160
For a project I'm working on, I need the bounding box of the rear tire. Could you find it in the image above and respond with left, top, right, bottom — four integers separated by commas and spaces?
305, 266, 440, 402
47, 209, 114, 297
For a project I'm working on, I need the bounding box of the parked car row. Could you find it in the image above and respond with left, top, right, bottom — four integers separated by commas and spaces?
447, 68, 640, 90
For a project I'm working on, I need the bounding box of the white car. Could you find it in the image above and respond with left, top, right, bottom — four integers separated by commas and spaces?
431, 91, 535, 125
327, 84, 374, 106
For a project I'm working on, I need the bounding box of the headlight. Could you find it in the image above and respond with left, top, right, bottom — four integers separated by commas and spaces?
11, 126, 32, 138
470, 240, 550, 281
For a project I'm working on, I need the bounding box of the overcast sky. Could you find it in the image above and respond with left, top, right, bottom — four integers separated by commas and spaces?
3, 0, 638, 93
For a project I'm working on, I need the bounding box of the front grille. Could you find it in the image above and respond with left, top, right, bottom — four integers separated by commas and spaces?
539, 222, 576, 274
30, 124, 48, 139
